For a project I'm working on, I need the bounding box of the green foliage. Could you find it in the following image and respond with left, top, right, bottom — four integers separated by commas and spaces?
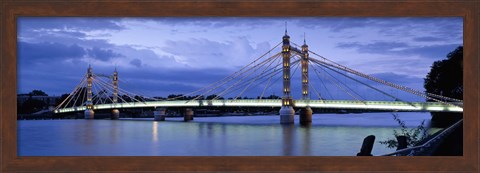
379, 113, 428, 149
424, 46, 463, 100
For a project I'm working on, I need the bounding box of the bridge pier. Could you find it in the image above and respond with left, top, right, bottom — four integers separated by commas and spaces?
280, 106, 295, 124
153, 108, 166, 121
184, 108, 194, 121
84, 109, 94, 119
299, 106, 312, 125
111, 109, 120, 120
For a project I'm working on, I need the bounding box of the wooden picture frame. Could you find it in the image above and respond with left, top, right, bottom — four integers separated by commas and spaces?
1, 0, 478, 172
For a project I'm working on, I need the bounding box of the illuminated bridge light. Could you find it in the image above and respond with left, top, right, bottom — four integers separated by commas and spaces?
425, 106, 447, 111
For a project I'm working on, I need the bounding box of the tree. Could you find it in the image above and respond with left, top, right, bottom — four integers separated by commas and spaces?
379, 113, 428, 149
266, 94, 281, 99
206, 94, 223, 100
29, 90, 48, 96
18, 98, 47, 114
424, 46, 463, 127
424, 46, 463, 100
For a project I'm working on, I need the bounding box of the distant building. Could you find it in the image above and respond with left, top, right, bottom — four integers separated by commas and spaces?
17, 95, 61, 106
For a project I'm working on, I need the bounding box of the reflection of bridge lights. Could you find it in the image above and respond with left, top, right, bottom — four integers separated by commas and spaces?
152, 121, 158, 142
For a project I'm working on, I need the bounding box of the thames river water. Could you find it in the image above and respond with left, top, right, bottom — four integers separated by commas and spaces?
18, 112, 440, 156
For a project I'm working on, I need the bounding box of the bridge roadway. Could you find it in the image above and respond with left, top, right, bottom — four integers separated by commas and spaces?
54, 99, 463, 114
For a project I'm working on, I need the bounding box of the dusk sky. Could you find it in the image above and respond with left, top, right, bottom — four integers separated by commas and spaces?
17, 17, 462, 101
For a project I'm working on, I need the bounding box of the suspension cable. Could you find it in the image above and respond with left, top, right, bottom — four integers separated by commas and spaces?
94, 73, 153, 101
230, 58, 300, 101
294, 40, 462, 103
260, 56, 282, 99
220, 56, 285, 101
171, 42, 283, 101
308, 61, 333, 100
196, 52, 282, 101
311, 59, 364, 102
93, 78, 115, 104
310, 58, 403, 101
213, 52, 281, 100
61, 78, 87, 109
232, 60, 283, 100
55, 75, 87, 110
308, 81, 323, 100
94, 76, 146, 104
232, 53, 282, 100
94, 77, 134, 104
309, 56, 462, 107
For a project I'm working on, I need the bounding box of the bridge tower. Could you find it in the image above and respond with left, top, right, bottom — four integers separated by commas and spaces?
299, 35, 313, 125
84, 65, 95, 119
279, 25, 295, 124
111, 68, 120, 119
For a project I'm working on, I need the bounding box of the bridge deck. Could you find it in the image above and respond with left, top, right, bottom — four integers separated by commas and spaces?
54, 99, 462, 114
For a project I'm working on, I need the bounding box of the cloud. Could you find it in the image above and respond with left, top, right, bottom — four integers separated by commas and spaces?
87, 47, 123, 62
161, 37, 272, 69
18, 41, 125, 65
18, 41, 86, 64
370, 72, 421, 86
293, 17, 407, 31
337, 41, 408, 52
102, 66, 237, 97
413, 36, 447, 42
294, 17, 462, 44
112, 45, 182, 69
17, 57, 92, 95
132, 17, 277, 29
18, 17, 125, 31
17, 49, 238, 96
407, 44, 462, 59
129, 58, 142, 67
336, 41, 461, 59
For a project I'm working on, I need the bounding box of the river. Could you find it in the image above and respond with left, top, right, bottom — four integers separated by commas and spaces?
18, 112, 440, 156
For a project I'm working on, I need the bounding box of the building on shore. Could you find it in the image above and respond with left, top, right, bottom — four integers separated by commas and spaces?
17, 95, 61, 106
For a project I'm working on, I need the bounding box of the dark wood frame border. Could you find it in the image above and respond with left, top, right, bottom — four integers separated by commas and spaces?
1, 0, 478, 172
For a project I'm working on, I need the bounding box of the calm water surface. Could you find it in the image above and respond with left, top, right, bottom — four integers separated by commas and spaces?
18, 112, 439, 156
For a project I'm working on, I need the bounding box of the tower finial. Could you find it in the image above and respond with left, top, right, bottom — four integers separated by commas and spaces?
285, 21, 288, 35
304, 32, 306, 44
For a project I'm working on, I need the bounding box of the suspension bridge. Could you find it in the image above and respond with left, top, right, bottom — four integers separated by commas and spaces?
53, 29, 463, 124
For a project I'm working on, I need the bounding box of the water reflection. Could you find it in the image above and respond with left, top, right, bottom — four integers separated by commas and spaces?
152, 121, 158, 142
18, 113, 433, 156
109, 120, 119, 144
301, 125, 311, 155
82, 120, 94, 145
281, 124, 313, 156
281, 124, 295, 156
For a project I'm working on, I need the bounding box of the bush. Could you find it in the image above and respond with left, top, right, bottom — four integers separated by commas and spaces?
379, 113, 428, 149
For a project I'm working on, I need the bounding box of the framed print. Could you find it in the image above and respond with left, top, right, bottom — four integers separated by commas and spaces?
1, 0, 479, 172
